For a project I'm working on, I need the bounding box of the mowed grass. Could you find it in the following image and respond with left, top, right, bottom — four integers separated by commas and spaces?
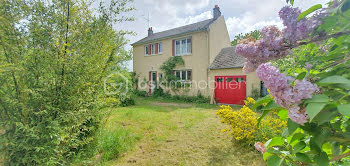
99, 97, 265, 166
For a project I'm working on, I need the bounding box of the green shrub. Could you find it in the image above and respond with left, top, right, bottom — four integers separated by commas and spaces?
119, 95, 135, 107
152, 85, 165, 98
133, 90, 147, 97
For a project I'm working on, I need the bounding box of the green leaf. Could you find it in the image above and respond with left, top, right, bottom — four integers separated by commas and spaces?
295, 153, 312, 163
332, 142, 340, 156
305, 94, 329, 103
252, 95, 273, 110
313, 109, 338, 125
277, 109, 288, 121
261, 101, 284, 111
290, 0, 294, 5
266, 137, 285, 148
263, 152, 273, 161
289, 133, 305, 144
314, 152, 329, 166
267, 155, 284, 166
287, 119, 299, 134
338, 104, 350, 117
293, 141, 306, 153
295, 72, 307, 80
258, 109, 272, 127
298, 4, 323, 21
267, 147, 282, 154
318, 75, 350, 85
306, 103, 326, 121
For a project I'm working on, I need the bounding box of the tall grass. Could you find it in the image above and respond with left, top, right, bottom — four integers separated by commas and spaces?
98, 127, 141, 162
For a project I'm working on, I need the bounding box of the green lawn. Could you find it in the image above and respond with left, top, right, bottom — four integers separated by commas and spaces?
97, 97, 265, 166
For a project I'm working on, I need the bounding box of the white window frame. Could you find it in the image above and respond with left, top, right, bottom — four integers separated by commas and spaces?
144, 45, 149, 56
174, 70, 192, 82
174, 37, 191, 56
158, 43, 163, 54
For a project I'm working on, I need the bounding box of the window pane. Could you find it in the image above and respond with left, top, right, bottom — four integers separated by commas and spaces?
182, 71, 186, 80
216, 78, 223, 82
226, 78, 233, 82
151, 44, 155, 54
181, 39, 186, 55
175, 41, 180, 55
145, 46, 148, 55
152, 72, 156, 81
175, 71, 181, 80
235, 77, 244, 82
159, 43, 162, 53
187, 70, 191, 80
187, 38, 191, 53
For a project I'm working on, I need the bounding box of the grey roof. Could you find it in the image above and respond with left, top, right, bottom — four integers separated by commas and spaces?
132, 18, 216, 45
209, 46, 245, 70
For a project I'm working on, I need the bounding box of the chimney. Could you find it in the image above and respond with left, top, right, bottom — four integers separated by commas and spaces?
213, 5, 221, 19
148, 27, 153, 36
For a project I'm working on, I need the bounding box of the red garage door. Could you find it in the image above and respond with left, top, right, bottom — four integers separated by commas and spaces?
215, 76, 246, 105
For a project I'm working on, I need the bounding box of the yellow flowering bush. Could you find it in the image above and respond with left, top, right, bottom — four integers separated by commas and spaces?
244, 97, 256, 107
217, 102, 286, 145
217, 105, 258, 142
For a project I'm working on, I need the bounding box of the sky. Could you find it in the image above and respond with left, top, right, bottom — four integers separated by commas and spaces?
118, 0, 330, 71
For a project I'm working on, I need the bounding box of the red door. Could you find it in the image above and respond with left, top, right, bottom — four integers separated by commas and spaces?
215, 76, 246, 105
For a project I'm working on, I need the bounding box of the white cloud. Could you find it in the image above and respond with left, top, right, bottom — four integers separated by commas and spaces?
155, 11, 212, 32
225, 14, 283, 39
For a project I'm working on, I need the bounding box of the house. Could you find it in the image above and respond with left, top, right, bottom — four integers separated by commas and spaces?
132, 5, 261, 105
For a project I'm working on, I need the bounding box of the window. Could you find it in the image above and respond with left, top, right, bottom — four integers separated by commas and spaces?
174, 70, 192, 81
235, 77, 244, 82
145, 43, 162, 56
144, 45, 149, 56
226, 78, 233, 82
216, 78, 223, 82
174, 37, 191, 56
158, 43, 163, 53
151, 44, 155, 55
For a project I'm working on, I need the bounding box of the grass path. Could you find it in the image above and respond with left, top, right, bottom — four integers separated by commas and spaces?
102, 97, 264, 166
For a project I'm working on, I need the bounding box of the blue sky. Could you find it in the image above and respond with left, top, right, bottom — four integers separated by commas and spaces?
119, 0, 330, 71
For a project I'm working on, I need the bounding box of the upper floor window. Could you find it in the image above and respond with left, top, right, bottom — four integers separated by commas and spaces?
144, 43, 162, 56
175, 37, 191, 56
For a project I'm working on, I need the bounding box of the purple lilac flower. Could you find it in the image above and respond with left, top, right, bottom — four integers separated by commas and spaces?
256, 63, 319, 125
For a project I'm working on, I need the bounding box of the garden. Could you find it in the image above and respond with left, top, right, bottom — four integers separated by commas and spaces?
1, 0, 350, 165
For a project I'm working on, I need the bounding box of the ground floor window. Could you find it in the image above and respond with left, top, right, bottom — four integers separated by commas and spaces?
174, 70, 192, 82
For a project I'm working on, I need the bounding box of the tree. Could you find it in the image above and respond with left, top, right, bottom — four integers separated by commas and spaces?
0, 0, 134, 164
231, 30, 262, 46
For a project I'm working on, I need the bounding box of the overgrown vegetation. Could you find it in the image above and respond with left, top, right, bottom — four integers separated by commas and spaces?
133, 89, 210, 104
0, 0, 134, 165
159, 56, 184, 84
95, 97, 264, 165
